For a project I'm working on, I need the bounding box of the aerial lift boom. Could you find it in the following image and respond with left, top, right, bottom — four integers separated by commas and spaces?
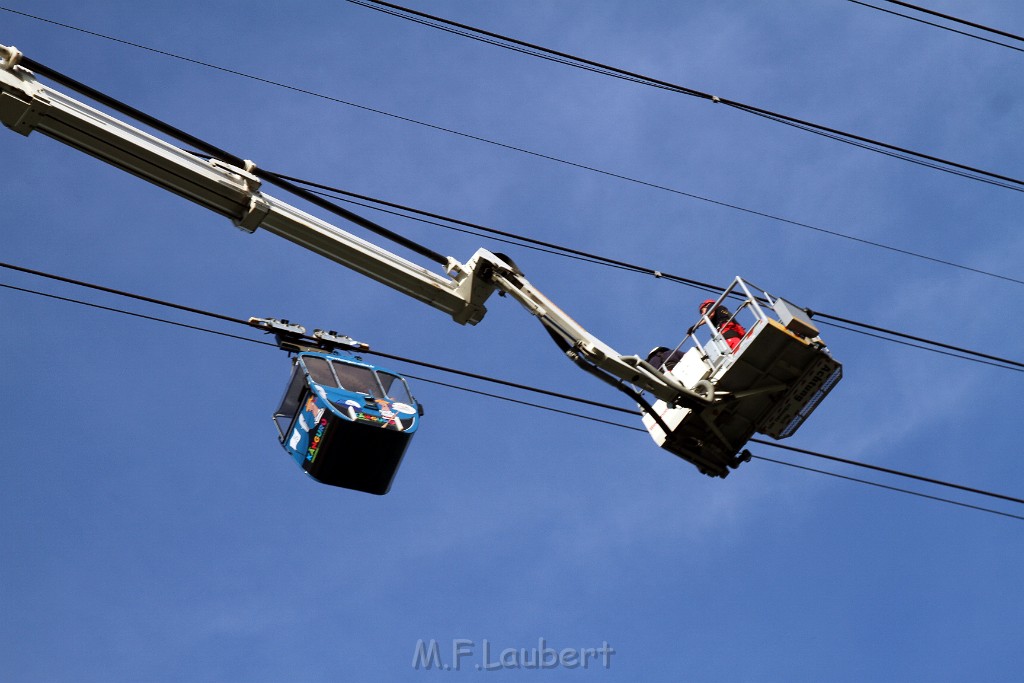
0, 44, 840, 478
0, 44, 706, 408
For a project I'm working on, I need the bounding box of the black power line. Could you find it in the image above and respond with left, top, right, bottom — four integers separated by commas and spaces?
750, 438, 1024, 506
313, 186, 1023, 372
0, 282, 272, 346
811, 318, 1023, 374
0, 260, 634, 416
3, 12, 1023, 525
752, 454, 1024, 521
399, 373, 640, 431
4, 275, 1023, 522
2, 7, 1022, 290
275, 171, 1024, 289
881, 0, 1024, 43
847, 1, 1024, 54
2, 47, 1022, 376
255, 176, 1024, 375
3, 260, 1023, 517
4, 42, 1019, 377
347, 0, 1024, 193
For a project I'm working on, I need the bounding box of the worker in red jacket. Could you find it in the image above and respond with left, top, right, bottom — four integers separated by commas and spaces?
647, 299, 748, 371
699, 299, 746, 351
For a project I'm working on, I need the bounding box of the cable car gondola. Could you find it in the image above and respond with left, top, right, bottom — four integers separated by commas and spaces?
253, 319, 422, 495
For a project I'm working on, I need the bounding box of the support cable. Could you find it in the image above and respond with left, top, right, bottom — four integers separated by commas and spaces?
17, 32, 1015, 373
0, 282, 272, 346
348, 0, 1024, 192
752, 454, 1024, 521
7, 154, 1024, 379
812, 319, 1023, 373
847, 1, 1024, 54
2, 261, 1022, 512
811, 311, 1024, 371
749, 438, 1024, 506
305, 174, 1024, 289
2, 8, 1022, 286
32, 42, 1015, 372
251, 178, 1024, 374
0, 259, 631, 415
880, 0, 1024, 43
4, 277, 1022, 521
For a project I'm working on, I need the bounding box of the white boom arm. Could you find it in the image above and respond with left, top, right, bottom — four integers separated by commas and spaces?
0, 45, 707, 408
457, 249, 706, 405
0, 46, 493, 325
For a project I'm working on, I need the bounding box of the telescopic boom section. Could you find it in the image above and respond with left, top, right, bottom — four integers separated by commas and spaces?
0, 45, 492, 325
0, 44, 706, 409
473, 251, 710, 407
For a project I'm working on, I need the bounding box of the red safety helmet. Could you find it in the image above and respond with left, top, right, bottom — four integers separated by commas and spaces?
699, 299, 716, 314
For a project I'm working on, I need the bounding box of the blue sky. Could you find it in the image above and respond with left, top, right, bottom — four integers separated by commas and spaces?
2, 1, 1023, 680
